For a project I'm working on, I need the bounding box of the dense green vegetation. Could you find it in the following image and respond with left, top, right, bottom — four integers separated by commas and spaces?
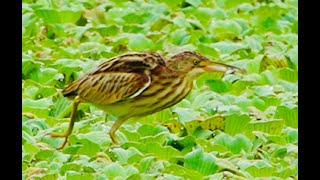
22, 0, 298, 179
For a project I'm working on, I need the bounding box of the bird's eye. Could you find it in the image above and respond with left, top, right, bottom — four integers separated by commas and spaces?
193, 60, 200, 65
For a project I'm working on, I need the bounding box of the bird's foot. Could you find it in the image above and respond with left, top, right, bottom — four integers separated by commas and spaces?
50, 132, 70, 150
50, 132, 68, 138
109, 132, 119, 145
55, 138, 68, 150
110, 144, 121, 149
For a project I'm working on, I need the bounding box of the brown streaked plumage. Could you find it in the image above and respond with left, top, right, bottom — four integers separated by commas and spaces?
51, 51, 245, 149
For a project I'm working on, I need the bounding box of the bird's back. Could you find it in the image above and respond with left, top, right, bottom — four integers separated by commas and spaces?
62, 52, 165, 105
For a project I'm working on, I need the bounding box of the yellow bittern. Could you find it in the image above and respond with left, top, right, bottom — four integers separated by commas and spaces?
51, 51, 244, 149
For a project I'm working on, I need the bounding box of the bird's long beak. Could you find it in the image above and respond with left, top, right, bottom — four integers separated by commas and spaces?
200, 61, 245, 75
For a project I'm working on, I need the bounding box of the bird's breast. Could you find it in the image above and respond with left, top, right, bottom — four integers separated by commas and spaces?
93, 75, 193, 118
126, 75, 193, 116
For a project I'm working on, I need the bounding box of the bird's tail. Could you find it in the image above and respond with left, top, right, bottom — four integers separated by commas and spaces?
62, 79, 82, 98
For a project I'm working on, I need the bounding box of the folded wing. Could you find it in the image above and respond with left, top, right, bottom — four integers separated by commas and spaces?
62, 52, 164, 105
63, 72, 151, 105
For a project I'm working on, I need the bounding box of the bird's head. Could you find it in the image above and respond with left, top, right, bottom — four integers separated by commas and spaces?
167, 51, 245, 78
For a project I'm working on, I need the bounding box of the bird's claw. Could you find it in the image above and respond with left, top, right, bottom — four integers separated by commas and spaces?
50, 132, 70, 150
50, 132, 68, 138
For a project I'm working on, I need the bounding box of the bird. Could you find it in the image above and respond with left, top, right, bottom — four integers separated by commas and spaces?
51, 51, 244, 149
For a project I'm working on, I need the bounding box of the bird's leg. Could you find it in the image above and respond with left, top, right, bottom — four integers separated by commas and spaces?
51, 96, 81, 149
109, 117, 127, 144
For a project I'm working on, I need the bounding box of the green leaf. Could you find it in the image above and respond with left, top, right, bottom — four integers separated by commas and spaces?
50, 95, 72, 118
122, 142, 182, 160
104, 163, 139, 178
215, 158, 246, 177
161, 0, 183, 9
276, 68, 298, 82
261, 96, 281, 107
173, 136, 196, 153
224, 114, 251, 135
230, 80, 253, 95
186, 0, 202, 7
211, 8, 227, 20
60, 163, 82, 176
35, 9, 82, 24
196, 44, 219, 59
172, 17, 192, 29
211, 41, 246, 54
74, 138, 101, 156
112, 147, 144, 164
196, 139, 229, 153
150, 18, 172, 31
139, 108, 172, 124
206, 79, 231, 93
128, 34, 154, 51
192, 8, 223, 26
137, 124, 168, 137
78, 42, 112, 59
286, 128, 298, 144
35, 150, 55, 161
76, 131, 111, 146
66, 173, 94, 180
122, 13, 144, 24
63, 144, 82, 155
214, 133, 252, 154
209, 20, 243, 40
23, 142, 41, 153
184, 148, 218, 175
253, 86, 275, 97
233, 96, 250, 111
274, 106, 298, 128
138, 156, 157, 173
243, 35, 263, 52
246, 119, 285, 138
173, 107, 201, 124
239, 160, 276, 177
96, 25, 120, 36
33, 173, 58, 180
191, 91, 215, 109
170, 29, 190, 45
185, 120, 201, 135
23, 98, 53, 117
287, 46, 298, 68
196, 73, 224, 87
275, 166, 297, 179
23, 80, 57, 99
271, 147, 287, 158
217, 0, 254, 8
123, 25, 146, 33
256, 70, 277, 85
200, 116, 225, 131
164, 164, 203, 179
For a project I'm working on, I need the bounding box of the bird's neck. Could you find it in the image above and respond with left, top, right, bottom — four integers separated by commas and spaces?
153, 65, 181, 78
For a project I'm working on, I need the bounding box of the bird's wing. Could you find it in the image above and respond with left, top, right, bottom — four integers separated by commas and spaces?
63, 71, 151, 105
62, 52, 164, 104
90, 52, 165, 74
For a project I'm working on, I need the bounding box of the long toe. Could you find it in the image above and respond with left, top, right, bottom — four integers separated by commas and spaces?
51, 132, 68, 138
56, 138, 68, 150
110, 144, 121, 149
